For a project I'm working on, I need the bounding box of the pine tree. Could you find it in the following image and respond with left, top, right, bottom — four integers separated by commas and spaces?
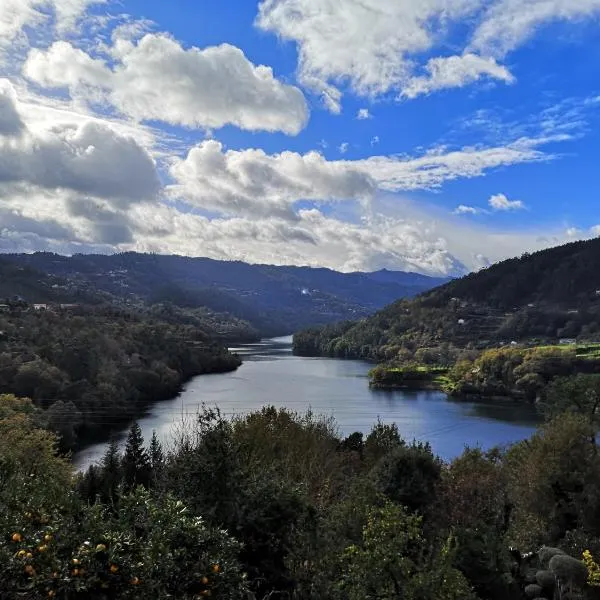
149, 430, 165, 487
100, 438, 122, 503
122, 422, 151, 490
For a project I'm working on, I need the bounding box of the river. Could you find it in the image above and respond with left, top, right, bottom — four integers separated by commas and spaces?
73, 336, 540, 470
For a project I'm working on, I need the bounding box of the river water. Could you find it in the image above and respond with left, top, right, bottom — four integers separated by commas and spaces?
73, 336, 540, 470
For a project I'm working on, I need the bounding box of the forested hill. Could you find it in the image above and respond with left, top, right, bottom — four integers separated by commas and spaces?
3, 252, 447, 335
424, 237, 600, 310
294, 238, 600, 359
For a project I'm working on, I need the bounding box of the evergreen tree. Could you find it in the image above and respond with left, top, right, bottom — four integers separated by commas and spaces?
149, 430, 165, 486
101, 438, 122, 503
122, 422, 151, 490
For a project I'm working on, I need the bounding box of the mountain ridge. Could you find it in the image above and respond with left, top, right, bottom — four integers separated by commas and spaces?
293, 237, 600, 359
0, 252, 448, 336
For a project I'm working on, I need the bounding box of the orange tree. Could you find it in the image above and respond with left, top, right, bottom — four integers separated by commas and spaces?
0, 395, 247, 599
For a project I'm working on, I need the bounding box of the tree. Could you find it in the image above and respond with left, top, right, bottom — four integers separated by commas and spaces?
541, 374, 600, 433
336, 502, 476, 600
122, 423, 150, 490
364, 420, 403, 464
45, 400, 82, 451
149, 430, 164, 486
100, 438, 122, 503
371, 441, 442, 513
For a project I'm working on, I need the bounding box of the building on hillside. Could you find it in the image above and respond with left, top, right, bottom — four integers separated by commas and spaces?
33, 304, 48, 311
559, 338, 577, 345
0, 304, 9, 313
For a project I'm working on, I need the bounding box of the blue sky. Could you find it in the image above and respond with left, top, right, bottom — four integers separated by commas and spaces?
0, 0, 599, 275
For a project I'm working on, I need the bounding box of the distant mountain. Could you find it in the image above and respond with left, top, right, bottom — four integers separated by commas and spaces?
2, 253, 448, 336
293, 237, 600, 358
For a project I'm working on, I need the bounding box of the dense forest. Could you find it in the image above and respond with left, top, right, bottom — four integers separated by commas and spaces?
2, 394, 600, 599
3, 253, 446, 336
0, 303, 241, 450
294, 238, 600, 361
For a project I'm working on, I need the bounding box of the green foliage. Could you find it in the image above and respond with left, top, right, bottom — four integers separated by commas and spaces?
549, 554, 588, 587
371, 441, 442, 513
505, 414, 600, 548
542, 374, 600, 429
336, 502, 477, 600
0, 307, 241, 449
122, 423, 151, 490
0, 488, 247, 599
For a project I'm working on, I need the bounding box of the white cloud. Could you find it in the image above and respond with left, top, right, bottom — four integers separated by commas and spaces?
371, 136, 380, 146
591, 225, 600, 237
24, 34, 309, 134
357, 140, 551, 192
257, 0, 482, 107
166, 135, 557, 222
402, 54, 515, 99
0, 79, 160, 208
0, 81, 25, 135
167, 140, 376, 220
0, 0, 105, 48
488, 193, 525, 211
357, 108, 372, 120
470, 0, 600, 58
258, 0, 600, 106
339, 142, 349, 154
454, 204, 482, 215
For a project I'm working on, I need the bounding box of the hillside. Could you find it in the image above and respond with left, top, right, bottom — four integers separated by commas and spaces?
3, 253, 447, 336
294, 237, 600, 360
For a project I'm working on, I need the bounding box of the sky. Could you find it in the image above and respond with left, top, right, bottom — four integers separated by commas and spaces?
0, 0, 599, 276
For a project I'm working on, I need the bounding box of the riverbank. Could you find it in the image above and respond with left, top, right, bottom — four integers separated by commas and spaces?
73, 337, 539, 470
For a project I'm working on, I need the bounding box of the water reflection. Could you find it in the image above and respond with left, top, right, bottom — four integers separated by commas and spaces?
73, 336, 540, 470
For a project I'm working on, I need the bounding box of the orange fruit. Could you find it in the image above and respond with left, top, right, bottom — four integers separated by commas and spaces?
130, 577, 140, 585
38, 545, 48, 553
96, 543, 107, 552
110, 564, 119, 574
44, 534, 52, 543
211, 564, 220, 574
201, 576, 209, 585
11, 533, 22, 543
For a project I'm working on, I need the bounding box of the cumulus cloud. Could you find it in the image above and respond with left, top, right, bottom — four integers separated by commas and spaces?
24, 35, 309, 134
257, 0, 481, 107
371, 136, 380, 147
357, 108, 372, 120
339, 142, 349, 154
0, 81, 25, 136
257, 0, 600, 107
0, 0, 104, 51
167, 140, 376, 220
402, 54, 515, 99
488, 193, 525, 211
166, 134, 559, 222
0, 80, 159, 213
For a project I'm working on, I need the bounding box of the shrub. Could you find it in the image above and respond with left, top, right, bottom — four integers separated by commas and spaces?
548, 554, 588, 587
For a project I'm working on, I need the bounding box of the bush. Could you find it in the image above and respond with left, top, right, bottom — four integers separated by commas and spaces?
548, 554, 588, 587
